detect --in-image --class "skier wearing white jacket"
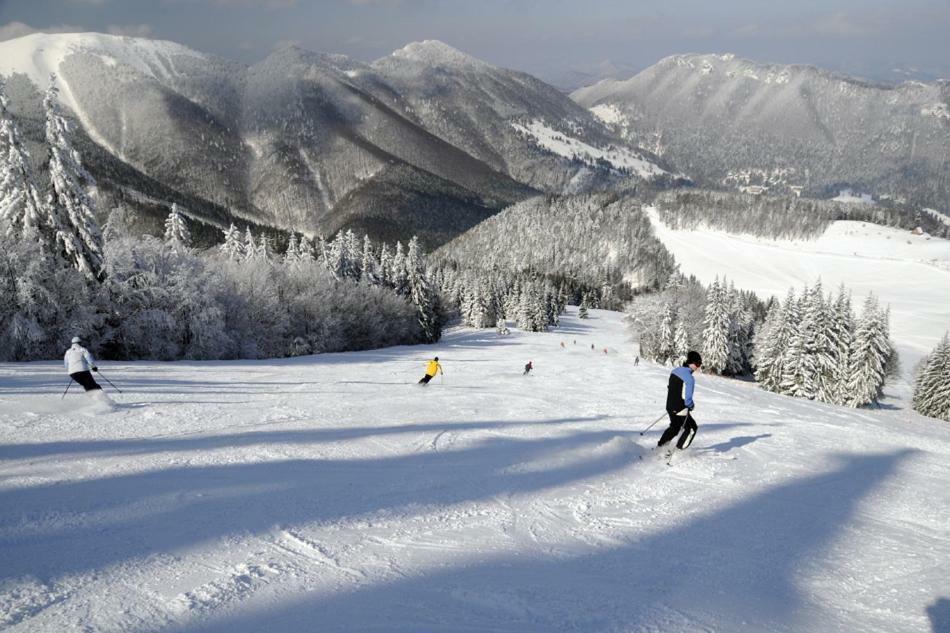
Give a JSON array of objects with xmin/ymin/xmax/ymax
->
[{"xmin": 64, "ymin": 337, "xmax": 102, "ymax": 391}]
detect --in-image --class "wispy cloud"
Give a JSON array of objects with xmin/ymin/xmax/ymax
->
[
  {"xmin": 0, "ymin": 22, "xmax": 84, "ymax": 42},
  {"xmin": 106, "ymin": 24, "xmax": 154, "ymax": 37}
]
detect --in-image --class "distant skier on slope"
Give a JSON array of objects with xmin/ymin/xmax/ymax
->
[
  {"xmin": 523, "ymin": 361, "xmax": 533, "ymax": 375},
  {"xmin": 64, "ymin": 336, "xmax": 102, "ymax": 392},
  {"xmin": 657, "ymin": 350, "xmax": 702, "ymax": 456},
  {"xmin": 418, "ymin": 356, "xmax": 443, "ymax": 385}
]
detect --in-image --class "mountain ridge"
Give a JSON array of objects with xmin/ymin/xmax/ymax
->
[{"xmin": 0, "ymin": 33, "xmax": 666, "ymax": 248}]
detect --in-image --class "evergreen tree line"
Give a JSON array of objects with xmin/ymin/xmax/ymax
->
[
  {"xmin": 431, "ymin": 265, "xmax": 570, "ymax": 333},
  {"xmin": 0, "ymin": 76, "xmax": 442, "ymax": 361},
  {"xmin": 755, "ymin": 281, "xmax": 894, "ymax": 407},
  {"xmin": 913, "ymin": 333, "xmax": 950, "ymax": 422},
  {"xmin": 637, "ymin": 275, "xmax": 765, "ymax": 376},
  {"xmin": 654, "ymin": 189, "xmax": 950, "ymax": 240},
  {"xmin": 634, "ymin": 276, "xmax": 896, "ymax": 408},
  {"xmin": 432, "ymin": 193, "xmax": 677, "ymax": 309}
]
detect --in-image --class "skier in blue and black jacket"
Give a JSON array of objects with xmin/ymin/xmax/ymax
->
[{"xmin": 658, "ymin": 350, "xmax": 702, "ymax": 452}]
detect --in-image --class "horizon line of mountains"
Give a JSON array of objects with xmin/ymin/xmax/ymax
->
[{"xmin": 1, "ymin": 32, "xmax": 947, "ymax": 248}]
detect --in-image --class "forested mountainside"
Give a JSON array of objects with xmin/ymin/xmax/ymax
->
[
  {"xmin": 0, "ymin": 34, "xmax": 668, "ymax": 248},
  {"xmin": 433, "ymin": 194, "xmax": 676, "ymax": 297},
  {"xmin": 574, "ymin": 53, "xmax": 950, "ymax": 214}
]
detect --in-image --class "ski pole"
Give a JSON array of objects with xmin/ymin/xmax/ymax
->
[
  {"xmin": 62, "ymin": 379, "xmax": 72, "ymax": 399},
  {"xmin": 95, "ymin": 370, "xmax": 123, "ymax": 394},
  {"xmin": 639, "ymin": 412, "xmax": 667, "ymax": 435}
]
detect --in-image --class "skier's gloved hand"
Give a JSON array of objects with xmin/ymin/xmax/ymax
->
[{"xmin": 92, "ymin": 366, "xmax": 99, "ymax": 372}]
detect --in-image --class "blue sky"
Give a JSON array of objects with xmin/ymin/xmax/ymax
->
[{"xmin": 1, "ymin": 0, "xmax": 948, "ymax": 85}]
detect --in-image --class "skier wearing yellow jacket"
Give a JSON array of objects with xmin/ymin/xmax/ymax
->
[{"xmin": 418, "ymin": 356, "xmax": 443, "ymax": 385}]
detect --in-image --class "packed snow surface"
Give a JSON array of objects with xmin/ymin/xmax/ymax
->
[
  {"xmin": 648, "ymin": 208, "xmax": 950, "ymax": 369},
  {"xmin": 1, "ymin": 309, "xmax": 949, "ymax": 632}
]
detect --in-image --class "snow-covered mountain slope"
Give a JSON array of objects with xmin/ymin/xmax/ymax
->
[
  {"xmin": 0, "ymin": 34, "xmax": 539, "ymax": 247},
  {"xmin": 2, "ymin": 309, "xmax": 948, "ymax": 632},
  {"xmin": 647, "ymin": 208, "xmax": 950, "ymax": 371},
  {"xmin": 0, "ymin": 34, "xmax": 667, "ymax": 246},
  {"xmin": 373, "ymin": 40, "xmax": 674, "ymax": 193},
  {"xmin": 573, "ymin": 53, "xmax": 950, "ymax": 211},
  {"xmin": 433, "ymin": 194, "xmax": 676, "ymax": 290}
]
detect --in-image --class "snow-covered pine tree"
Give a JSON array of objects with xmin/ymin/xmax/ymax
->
[
  {"xmin": 724, "ymin": 283, "xmax": 747, "ymax": 376},
  {"xmin": 673, "ymin": 317, "xmax": 689, "ymax": 366},
  {"xmin": 790, "ymin": 281, "xmax": 836, "ymax": 401},
  {"xmin": 325, "ymin": 232, "xmax": 345, "ymax": 278},
  {"xmin": 342, "ymin": 230, "xmax": 362, "ymax": 280},
  {"xmin": 776, "ymin": 289, "xmax": 805, "ymax": 396},
  {"xmin": 578, "ymin": 293, "xmax": 590, "ymax": 319},
  {"xmin": 463, "ymin": 280, "xmax": 489, "ymax": 328},
  {"xmin": 256, "ymin": 234, "xmax": 272, "ymax": 262},
  {"xmin": 43, "ymin": 76, "xmax": 104, "ymax": 280},
  {"xmin": 847, "ymin": 294, "xmax": 892, "ymax": 407},
  {"xmin": 283, "ymin": 232, "xmax": 300, "ymax": 265},
  {"xmin": 913, "ymin": 333, "xmax": 950, "ymax": 421},
  {"xmin": 243, "ymin": 226, "xmax": 257, "ymax": 260},
  {"xmin": 827, "ymin": 285, "xmax": 855, "ymax": 405},
  {"xmin": 533, "ymin": 283, "xmax": 551, "ymax": 330},
  {"xmin": 0, "ymin": 78, "xmax": 44, "ymax": 236},
  {"xmin": 378, "ymin": 243, "xmax": 393, "ymax": 287},
  {"xmin": 391, "ymin": 241, "xmax": 409, "ymax": 296},
  {"xmin": 298, "ymin": 235, "xmax": 314, "ymax": 263},
  {"xmin": 406, "ymin": 235, "xmax": 441, "ymax": 342},
  {"xmin": 163, "ymin": 203, "xmax": 191, "ymax": 248},
  {"xmin": 221, "ymin": 223, "xmax": 244, "ymax": 261},
  {"xmin": 657, "ymin": 302, "xmax": 675, "ymax": 365},
  {"xmin": 753, "ymin": 297, "xmax": 785, "ymax": 390},
  {"xmin": 517, "ymin": 283, "xmax": 541, "ymax": 331},
  {"xmin": 701, "ymin": 277, "xmax": 730, "ymax": 373},
  {"xmin": 504, "ymin": 280, "xmax": 521, "ymax": 322},
  {"xmin": 361, "ymin": 235, "xmax": 379, "ymax": 285}
]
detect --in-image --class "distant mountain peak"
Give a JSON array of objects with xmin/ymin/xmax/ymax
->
[
  {"xmin": 389, "ymin": 40, "xmax": 486, "ymax": 69},
  {"xmin": 0, "ymin": 31, "xmax": 207, "ymax": 91}
]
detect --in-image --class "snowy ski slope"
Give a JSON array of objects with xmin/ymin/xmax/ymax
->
[
  {"xmin": 1, "ymin": 309, "xmax": 948, "ymax": 632},
  {"xmin": 648, "ymin": 208, "xmax": 950, "ymax": 374}
]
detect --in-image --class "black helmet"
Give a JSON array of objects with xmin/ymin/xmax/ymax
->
[
  {"xmin": 686, "ymin": 351, "xmax": 703, "ymax": 367},
  {"xmin": 434, "ymin": 356, "xmax": 439, "ymax": 361}
]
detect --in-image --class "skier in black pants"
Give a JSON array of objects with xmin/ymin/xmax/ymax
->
[
  {"xmin": 64, "ymin": 336, "xmax": 101, "ymax": 391},
  {"xmin": 657, "ymin": 350, "xmax": 702, "ymax": 456}
]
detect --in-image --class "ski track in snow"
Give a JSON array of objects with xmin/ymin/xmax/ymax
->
[{"xmin": 1, "ymin": 309, "xmax": 949, "ymax": 632}]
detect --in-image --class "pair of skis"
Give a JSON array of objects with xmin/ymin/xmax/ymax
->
[{"xmin": 640, "ymin": 408, "xmax": 691, "ymax": 467}]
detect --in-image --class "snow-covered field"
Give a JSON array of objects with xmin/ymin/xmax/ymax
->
[
  {"xmin": 648, "ymin": 208, "xmax": 950, "ymax": 372},
  {"xmin": 2, "ymin": 309, "xmax": 948, "ymax": 632}
]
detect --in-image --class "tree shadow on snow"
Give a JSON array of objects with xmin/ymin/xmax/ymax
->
[
  {"xmin": 0, "ymin": 425, "xmax": 662, "ymax": 584},
  {"xmin": 0, "ymin": 416, "xmax": 613, "ymax": 461},
  {"xmin": 928, "ymin": 598, "xmax": 950, "ymax": 633},
  {"xmin": 699, "ymin": 434, "xmax": 773, "ymax": 454},
  {"xmin": 168, "ymin": 449, "xmax": 917, "ymax": 633}
]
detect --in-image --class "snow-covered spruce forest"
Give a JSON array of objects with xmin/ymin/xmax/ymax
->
[
  {"xmin": 654, "ymin": 189, "xmax": 950, "ymax": 240},
  {"xmin": 432, "ymin": 194, "xmax": 676, "ymax": 310},
  {"xmin": 634, "ymin": 276, "xmax": 896, "ymax": 409},
  {"xmin": 0, "ymin": 78, "xmax": 443, "ymax": 361}
]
